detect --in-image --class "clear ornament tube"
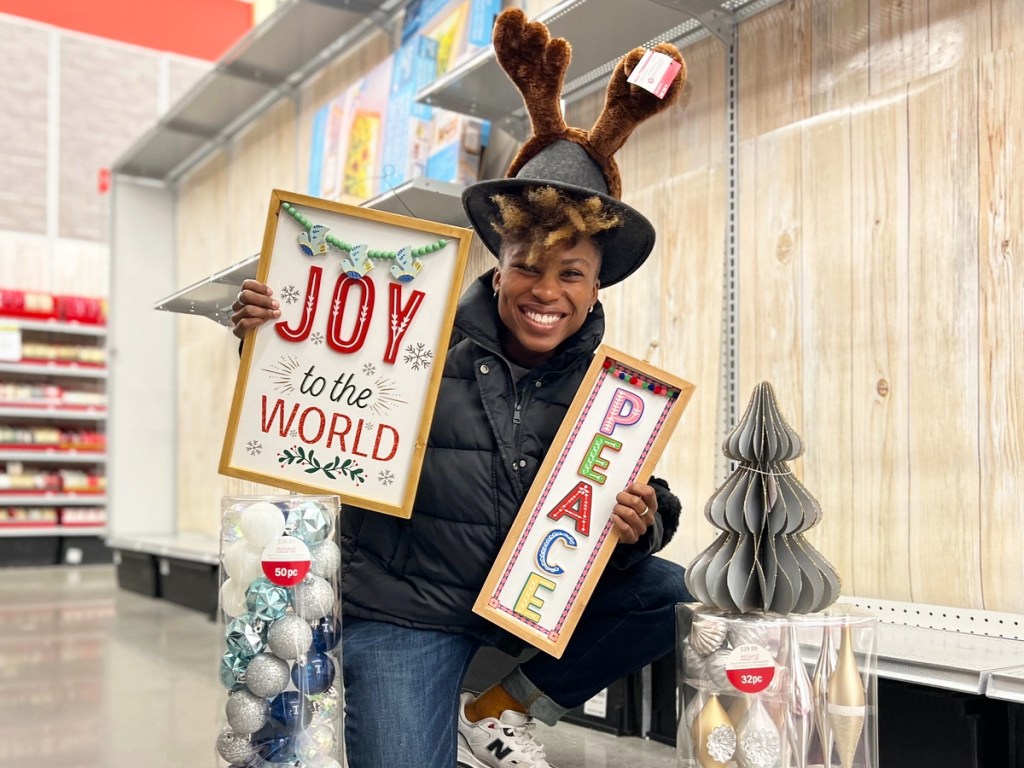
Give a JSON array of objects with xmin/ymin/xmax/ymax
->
[
  {"xmin": 677, "ymin": 605, "xmax": 877, "ymax": 768},
  {"xmin": 217, "ymin": 495, "xmax": 344, "ymax": 768}
]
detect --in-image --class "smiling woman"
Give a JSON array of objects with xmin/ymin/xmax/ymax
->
[{"xmin": 492, "ymin": 236, "xmax": 601, "ymax": 367}]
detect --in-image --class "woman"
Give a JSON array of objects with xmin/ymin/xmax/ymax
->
[{"xmin": 230, "ymin": 11, "xmax": 690, "ymax": 767}]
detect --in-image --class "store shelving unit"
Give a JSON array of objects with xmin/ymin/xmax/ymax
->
[{"xmin": 0, "ymin": 317, "xmax": 109, "ymax": 563}]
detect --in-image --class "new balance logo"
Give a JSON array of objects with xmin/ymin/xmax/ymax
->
[{"xmin": 486, "ymin": 738, "xmax": 513, "ymax": 760}]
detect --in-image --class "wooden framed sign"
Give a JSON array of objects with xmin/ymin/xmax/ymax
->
[
  {"xmin": 473, "ymin": 345, "xmax": 694, "ymax": 656},
  {"xmin": 220, "ymin": 190, "xmax": 472, "ymax": 518}
]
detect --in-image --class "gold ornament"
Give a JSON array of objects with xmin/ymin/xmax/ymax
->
[
  {"xmin": 693, "ymin": 694, "xmax": 736, "ymax": 767},
  {"xmin": 827, "ymin": 625, "xmax": 865, "ymax": 768}
]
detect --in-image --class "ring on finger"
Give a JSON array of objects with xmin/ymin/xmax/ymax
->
[
  {"xmin": 640, "ymin": 508, "xmax": 649, "ymax": 518},
  {"xmin": 237, "ymin": 291, "xmax": 245, "ymax": 304}
]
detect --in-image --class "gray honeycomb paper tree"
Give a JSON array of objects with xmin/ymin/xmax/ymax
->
[{"xmin": 686, "ymin": 382, "xmax": 841, "ymax": 614}]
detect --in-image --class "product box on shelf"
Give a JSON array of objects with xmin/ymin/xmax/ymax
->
[
  {"xmin": 677, "ymin": 605, "xmax": 877, "ymax": 768},
  {"xmin": 426, "ymin": 111, "xmax": 487, "ymax": 186},
  {"xmin": 0, "ymin": 290, "xmax": 55, "ymax": 320},
  {"xmin": 381, "ymin": 33, "xmax": 440, "ymax": 189},
  {"xmin": 216, "ymin": 495, "xmax": 343, "ymax": 768}
]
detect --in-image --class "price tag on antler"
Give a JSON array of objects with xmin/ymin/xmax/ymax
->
[{"xmin": 626, "ymin": 49, "xmax": 683, "ymax": 99}]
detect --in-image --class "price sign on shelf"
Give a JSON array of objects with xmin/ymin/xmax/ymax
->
[
  {"xmin": 0, "ymin": 324, "xmax": 21, "ymax": 362},
  {"xmin": 725, "ymin": 643, "xmax": 777, "ymax": 694}
]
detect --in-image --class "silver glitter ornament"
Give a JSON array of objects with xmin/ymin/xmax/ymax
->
[
  {"xmin": 246, "ymin": 652, "xmax": 292, "ymax": 698},
  {"xmin": 268, "ymin": 614, "xmax": 314, "ymax": 660},
  {"xmin": 216, "ymin": 728, "xmax": 259, "ymax": 765},
  {"xmin": 309, "ymin": 540, "xmax": 341, "ymax": 579},
  {"xmin": 292, "ymin": 575, "xmax": 335, "ymax": 621},
  {"xmin": 226, "ymin": 613, "xmax": 266, "ymax": 659},
  {"xmin": 285, "ymin": 501, "xmax": 332, "ymax": 545},
  {"xmin": 226, "ymin": 689, "xmax": 270, "ymax": 735},
  {"xmin": 247, "ymin": 577, "xmax": 291, "ymax": 621}
]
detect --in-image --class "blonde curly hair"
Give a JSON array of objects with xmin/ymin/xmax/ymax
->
[{"xmin": 490, "ymin": 186, "xmax": 622, "ymax": 265}]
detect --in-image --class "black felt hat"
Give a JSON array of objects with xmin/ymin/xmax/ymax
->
[{"xmin": 460, "ymin": 8, "xmax": 686, "ymax": 288}]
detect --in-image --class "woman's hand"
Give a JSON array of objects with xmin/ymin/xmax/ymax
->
[
  {"xmin": 231, "ymin": 279, "xmax": 280, "ymax": 340},
  {"xmin": 612, "ymin": 481, "xmax": 657, "ymax": 545}
]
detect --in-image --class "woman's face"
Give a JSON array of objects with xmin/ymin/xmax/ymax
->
[{"xmin": 492, "ymin": 237, "xmax": 601, "ymax": 367}]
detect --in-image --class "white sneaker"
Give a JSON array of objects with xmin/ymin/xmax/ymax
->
[{"xmin": 456, "ymin": 692, "xmax": 553, "ymax": 768}]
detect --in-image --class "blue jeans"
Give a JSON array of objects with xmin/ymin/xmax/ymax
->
[{"xmin": 341, "ymin": 556, "xmax": 690, "ymax": 767}]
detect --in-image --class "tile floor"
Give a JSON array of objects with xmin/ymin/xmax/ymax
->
[{"xmin": 0, "ymin": 566, "xmax": 677, "ymax": 768}]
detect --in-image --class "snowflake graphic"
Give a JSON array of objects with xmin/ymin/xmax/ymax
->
[
  {"xmin": 310, "ymin": 331, "xmax": 324, "ymax": 345},
  {"xmin": 362, "ymin": 363, "xmax": 377, "ymax": 377},
  {"xmin": 289, "ymin": 429, "xmax": 298, "ymax": 438},
  {"xmin": 246, "ymin": 440, "xmax": 263, "ymax": 456},
  {"xmin": 378, "ymin": 469, "xmax": 395, "ymax": 487},
  {"xmin": 280, "ymin": 285, "xmax": 301, "ymax": 304},
  {"xmin": 403, "ymin": 342, "xmax": 433, "ymax": 371},
  {"xmin": 363, "ymin": 422, "xmax": 374, "ymax": 432}
]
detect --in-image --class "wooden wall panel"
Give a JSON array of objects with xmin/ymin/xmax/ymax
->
[
  {"xmin": 978, "ymin": 48, "xmax": 1024, "ymax": 612},
  {"xmin": 906, "ymin": 63, "xmax": 981, "ymax": 607},
  {"xmin": 809, "ymin": 0, "xmax": 869, "ymax": 115},
  {"xmin": 992, "ymin": 0, "xmax": 1024, "ymax": 52},
  {"xmin": 738, "ymin": 0, "xmax": 812, "ymax": 142},
  {"xmin": 798, "ymin": 115, "xmax": 854, "ymax": 592},
  {"xmin": 737, "ymin": 124, "xmax": 804, "ymax": 477},
  {"xmin": 849, "ymin": 96, "xmax": 912, "ymax": 602},
  {"xmin": 927, "ymin": 0, "xmax": 991, "ymax": 73},
  {"xmin": 867, "ymin": 0, "xmax": 930, "ymax": 95},
  {"xmin": 649, "ymin": 170, "xmax": 726, "ymax": 567}
]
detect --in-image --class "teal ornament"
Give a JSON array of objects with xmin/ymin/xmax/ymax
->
[
  {"xmin": 226, "ymin": 613, "xmax": 266, "ymax": 659},
  {"xmin": 220, "ymin": 649, "xmax": 250, "ymax": 691},
  {"xmin": 246, "ymin": 577, "xmax": 290, "ymax": 621},
  {"xmin": 285, "ymin": 501, "xmax": 332, "ymax": 545}
]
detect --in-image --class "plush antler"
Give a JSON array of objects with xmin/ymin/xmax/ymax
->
[
  {"xmin": 492, "ymin": 8, "xmax": 571, "ymax": 138},
  {"xmin": 587, "ymin": 43, "xmax": 687, "ymax": 196}
]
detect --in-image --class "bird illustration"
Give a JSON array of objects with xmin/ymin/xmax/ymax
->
[
  {"xmin": 340, "ymin": 244, "xmax": 373, "ymax": 279},
  {"xmin": 299, "ymin": 224, "xmax": 330, "ymax": 256},
  {"xmin": 389, "ymin": 246, "xmax": 423, "ymax": 283}
]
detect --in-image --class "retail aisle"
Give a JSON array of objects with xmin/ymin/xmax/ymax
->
[{"xmin": 0, "ymin": 566, "xmax": 676, "ymax": 768}]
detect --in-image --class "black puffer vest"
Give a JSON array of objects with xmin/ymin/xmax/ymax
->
[{"xmin": 339, "ymin": 271, "xmax": 667, "ymax": 641}]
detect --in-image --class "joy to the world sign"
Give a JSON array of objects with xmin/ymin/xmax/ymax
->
[
  {"xmin": 474, "ymin": 346, "xmax": 694, "ymax": 656},
  {"xmin": 220, "ymin": 190, "xmax": 471, "ymax": 518}
]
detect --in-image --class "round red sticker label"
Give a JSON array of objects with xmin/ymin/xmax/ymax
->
[
  {"xmin": 724, "ymin": 643, "xmax": 776, "ymax": 694},
  {"xmin": 261, "ymin": 535, "xmax": 311, "ymax": 587}
]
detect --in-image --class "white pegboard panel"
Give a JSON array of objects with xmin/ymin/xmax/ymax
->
[{"xmin": 838, "ymin": 596, "xmax": 1024, "ymax": 641}]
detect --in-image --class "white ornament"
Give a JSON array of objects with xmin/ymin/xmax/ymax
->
[
  {"xmin": 295, "ymin": 723, "xmax": 335, "ymax": 761},
  {"xmin": 309, "ymin": 540, "xmax": 341, "ymax": 579},
  {"xmin": 219, "ymin": 578, "xmax": 249, "ymax": 618},
  {"xmin": 240, "ymin": 501, "xmax": 286, "ymax": 547},
  {"xmin": 223, "ymin": 540, "xmax": 265, "ymax": 584}
]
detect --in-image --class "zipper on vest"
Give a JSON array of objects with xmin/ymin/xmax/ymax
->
[{"xmin": 513, "ymin": 399, "xmax": 522, "ymax": 425}]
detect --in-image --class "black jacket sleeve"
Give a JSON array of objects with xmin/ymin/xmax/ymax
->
[{"xmin": 608, "ymin": 474, "xmax": 681, "ymax": 569}]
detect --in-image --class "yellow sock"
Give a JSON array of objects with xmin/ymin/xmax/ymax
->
[{"xmin": 465, "ymin": 683, "xmax": 527, "ymax": 722}]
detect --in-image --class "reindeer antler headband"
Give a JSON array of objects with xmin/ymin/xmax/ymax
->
[{"xmin": 462, "ymin": 8, "xmax": 687, "ymax": 286}]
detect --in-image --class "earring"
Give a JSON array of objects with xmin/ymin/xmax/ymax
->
[
  {"xmin": 588, "ymin": 305, "xmax": 594, "ymax": 314},
  {"xmin": 493, "ymin": 290, "xmax": 498, "ymax": 298}
]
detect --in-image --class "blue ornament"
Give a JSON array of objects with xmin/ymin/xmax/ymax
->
[
  {"xmin": 246, "ymin": 577, "xmax": 290, "ymax": 621},
  {"xmin": 269, "ymin": 690, "xmax": 313, "ymax": 730},
  {"xmin": 219, "ymin": 649, "xmax": 250, "ymax": 691},
  {"xmin": 311, "ymin": 615, "xmax": 340, "ymax": 653},
  {"xmin": 291, "ymin": 651, "xmax": 335, "ymax": 695},
  {"xmin": 284, "ymin": 501, "xmax": 332, "ymax": 545},
  {"xmin": 253, "ymin": 721, "xmax": 296, "ymax": 763},
  {"xmin": 225, "ymin": 613, "xmax": 266, "ymax": 659}
]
